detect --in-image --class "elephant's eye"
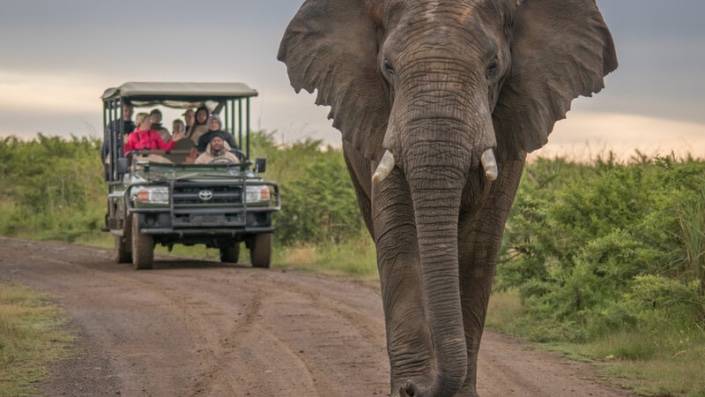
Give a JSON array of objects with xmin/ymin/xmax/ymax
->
[
  {"xmin": 383, "ymin": 58, "xmax": 395, "ymax": 76},
  {"xmin": 486, "ymin": 60, "xmax": 499, "ymax": 80}
]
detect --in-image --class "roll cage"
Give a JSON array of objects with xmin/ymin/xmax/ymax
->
[{"xmin": 102, "ymin": 82, "xmax": 259, "ymax": 182}]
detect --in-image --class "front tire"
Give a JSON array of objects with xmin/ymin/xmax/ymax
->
[
  {"xmin": 114, "ymin": 235, "xmax": 131, "ymax": 263},
  {"xmin": 220, "ymin": 242, "xmax": 240, "ymax": 263},
  {"xmin": 114, "ymin": 215, "xmax": 132, "ymax": 263},
  {"xmin": 131, "ymin": 213, "xmax": 154, "ymax": 270},
  {"xmin": 250, "ymin": 233, "xmax": 272, "ymax": 269}
]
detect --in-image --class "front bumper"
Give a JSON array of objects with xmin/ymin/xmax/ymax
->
[
  {"xmin": 140, "ymin": 227, "xmax": 275, "ymax": 236},
  {"xmin": 130, "ymin": 208, "xmax": 275, "ymax": 236},
  {"xmin": 125, "ymin": 180, "xmax": 279, "ymax": 237}
]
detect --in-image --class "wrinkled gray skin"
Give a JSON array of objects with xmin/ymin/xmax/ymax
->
[{"xmin": 279, "ymin": 0, "xmax": 617, "ymax": 396}]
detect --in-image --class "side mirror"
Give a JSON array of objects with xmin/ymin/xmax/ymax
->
[
  {"xmin": 255, "ymin": 158, "xmax": 267, "ymax": 173},
  {"xmin": 117, "ymin": 157, "xmax": 129, "ymax": 175}
]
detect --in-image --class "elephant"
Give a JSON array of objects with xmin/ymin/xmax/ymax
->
[{"xmin": 278, "ymin": 0, "xmax": 617, "ymax": 396}]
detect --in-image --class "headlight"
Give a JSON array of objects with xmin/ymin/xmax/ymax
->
[
  {"xmin": 246, "ymin": 185, "xmax": 272, "ymax": 204},
  {"xmin": 131, "ymin": 186, "xmax": 169, "ymax": 205}
]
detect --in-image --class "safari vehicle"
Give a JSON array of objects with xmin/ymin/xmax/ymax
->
[{"xmin": 102, "ymin": 82, "xmax": 279, "ymax": 269}]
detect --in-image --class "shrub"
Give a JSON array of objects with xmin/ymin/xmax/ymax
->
[
  {"xmin": 622, "ymin": 275, "xmax": 705, "ymax": 328},
  {"xmin": 276, "ymin": 154, "xmax": 362, "ymax": 245},
  {"xmin": 0, "ymin": 135, "xmax": 105, "ymax": 241},
  {"xmin": 498, "ymin": 155, "xmax": 705, "ymax": 342}
]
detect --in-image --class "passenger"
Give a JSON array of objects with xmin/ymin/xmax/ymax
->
[
  {"xmin": 172, "ymin": 119, "xmax": 187, "ymax": 141},
  {"xmin": 128, "ymin": 113, "xmax": 153, "ymax": 146},
  {"xmin": 134, "ymin": 112, "xmax": 147, "ymax": 128},
  {"xmin": 196, "ymin": 115, "xmax": 237, "ymax": 153},
  {"xmin": 189, "ymin": 106, "xmax": 210, "ymax": 144},
  {"xmin": 183, "ymin": 109, "xmax": 195, "ymax": 136},
  {"xmin": 149, "ymin": 109, "xmax": 171, "ymax": 141},
  {"xmin": 101, "ymin": 102, "xmax": 135, "ymax": 162},
  {"xmin": 195, "ymin": 136, "xmax": 240, "ymax": 165},
  {"xmin": 124, "ymin": 114, "xmax": 175, "ymax": 155}
]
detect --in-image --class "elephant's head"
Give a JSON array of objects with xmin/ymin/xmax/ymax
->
[{"xmin": 279, "ymin": 0, "xmax": 616, "ymax": 395}]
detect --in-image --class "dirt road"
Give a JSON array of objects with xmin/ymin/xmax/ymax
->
[{"xmin": 0, "ymin": 237, "xmax": 631, "ymax": 397}]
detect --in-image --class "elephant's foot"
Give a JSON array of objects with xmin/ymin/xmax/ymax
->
[
  {"xmin": 394, "ymin": 380, "xmax": 427, "ymax": 397},
  {"xmin": 393, "ymin": 380, "xmax": 477, "ymax": 397},
  {"xmin": 451, "ymin": 384, "xmax": 480, "ymax": 397}
]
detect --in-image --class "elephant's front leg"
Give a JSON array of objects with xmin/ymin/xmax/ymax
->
[
  {"xmin": 455, "ymin": 160, "xmax": 525, "ymax": 397},
  {"xmin": 372, "ymin": 168, "xmax": 434, "ymax": 397}
]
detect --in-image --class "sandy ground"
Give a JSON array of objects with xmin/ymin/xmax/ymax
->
[{"xmin": 0, "ymin": 237, "xmax": 633, "ymax": 397}]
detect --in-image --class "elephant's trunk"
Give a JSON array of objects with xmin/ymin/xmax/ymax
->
[
  {"xmin": 391, "ymin": 69, "xmax": 495, "ymax": 395},
  {"xmin": 404, "ymin": 152, "xmax": 469, "ymax": 397}
]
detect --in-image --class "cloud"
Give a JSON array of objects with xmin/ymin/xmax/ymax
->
[
  {"xmin": 535, "ymin": 112, "xmax": 705, "ymax": 160},
  {"xmin": 0, "ymin": 69, "xmax": 339, "ymax": 142},
  {"xmin": 0, "ymin": 70, "xmax": 108, "ymax": 113}
]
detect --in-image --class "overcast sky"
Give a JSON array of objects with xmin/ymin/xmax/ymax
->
[{"xmin": 1, "ymin": 0, "xmax": 704, "ymax": 157}]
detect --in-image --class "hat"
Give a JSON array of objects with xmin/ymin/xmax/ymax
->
[{"xmin": 208, "ymin": 115, "xmax": 221, "ymax": 124}]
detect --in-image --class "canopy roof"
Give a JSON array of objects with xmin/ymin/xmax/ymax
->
[{"xmin": 102, "ymin": 82, "xmax": 258, "ymax": 101}]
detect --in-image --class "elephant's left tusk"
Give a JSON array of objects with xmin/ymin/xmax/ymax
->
[
  {"xmin": 481, "ymin": 149, "xmax": 499, "ymax": 182},
  {"xmin": 372, "ymin": 150, "xmax": 395, "ymax": 184}
]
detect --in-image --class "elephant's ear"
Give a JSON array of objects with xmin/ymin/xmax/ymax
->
[
  {"xmin": 278, "ymin": 0, "xmax": 389, "ymax": 161},
  {"xmin": 494, "ymin": 0, "xmax": 618, "ymax": 158}
]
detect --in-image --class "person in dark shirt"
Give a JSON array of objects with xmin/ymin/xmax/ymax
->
[
  {"xmin": 149, "ymin": 109, "xmax": 171, "ymax": 142},
  {"xmin": 102, "ymin": 102, "xmax": 135, "ymax": 159},
  {"xmin": 101, "ymin": 102, "xmax": 135, "ymax": 178},
  {"xmin": 196, "ymin": 115, "xmax": 237, "ymax": 153}
]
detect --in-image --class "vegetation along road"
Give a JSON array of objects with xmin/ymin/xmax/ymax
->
[{"xmin": 0, "ymin": 237, "xmax": 633, "ymax": 397}]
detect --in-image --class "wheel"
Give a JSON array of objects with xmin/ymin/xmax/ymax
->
[
  {"xmin": 114, "ymin": 216, "xmax": 132, "ymax": 263},
  {"xmin": 219, "ymin": 242, "xmax": 240, "ymax": 263},
  {"xmin": 131, "ymin": 213, "xmax": 154, "ymax": 270},
  {"xmin": 250, "ymin": 233, "xmax": 272, "ymax": 269},
  {"xmin": 114, "ymin": 235, "xmax": 131, "ymax": 263}
]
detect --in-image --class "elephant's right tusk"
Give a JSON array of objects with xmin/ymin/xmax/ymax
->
[
  {"xmin": 372, "ymin": 150, "xmax": 395, "ymax": 184},
  {"xmin": 481, "ymin": 149, "xmax": 499, "ymax": 182}
]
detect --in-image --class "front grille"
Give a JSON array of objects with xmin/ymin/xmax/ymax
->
[
  {"xmin": 172, "ymin": 183, "xmax": 242, "ymax": 207},
  {"xmin": 171, "ymin": 182, "xmax": 245, "ymax": 228}
]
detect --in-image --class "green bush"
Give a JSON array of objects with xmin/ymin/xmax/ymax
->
[
  {"xmin": 498, "ymin": 154, "xmax": 705, "ymax": 342},
  {"xmin": 0, "ymin": 135, "xmax": 105, "ymax": 241},
  {"xmin": 251, "ymin": 132, "xmax": 363, "ymax": 246},
  {"xmin": 623, "ymin": 275, "xmax": 705, "ymax": 328},
  {"xmin": 677, "ymin": 187, "xmax": 705, "ymax": 296},
  {"xmin": 276, "ymin": 156, "xmax": 362, "ymax": 245}
]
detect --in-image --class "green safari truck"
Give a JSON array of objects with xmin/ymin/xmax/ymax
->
[{"xmin": 102, "ymin": 82, "xmax": 280, "ymax": 269}]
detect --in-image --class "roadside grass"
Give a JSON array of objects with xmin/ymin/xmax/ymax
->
[
  {"xmin": 0, "ymin": 283, "xmax": 72, "ymax": 397},
  {"xmin": 487, "ymin": 290, "xmax": 705, "ymax": 397},
  {"xmin": 485, "ymin": 289, "xmax": 526, "ymax": 335},
  {"xmin": 275, "ymin": 232, "xmax": 378, "ymax": 279}
]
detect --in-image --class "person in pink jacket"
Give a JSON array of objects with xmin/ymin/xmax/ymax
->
[{"xmin": 124, "ymin": 112, "xmax": 175, "ymax": 155}]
